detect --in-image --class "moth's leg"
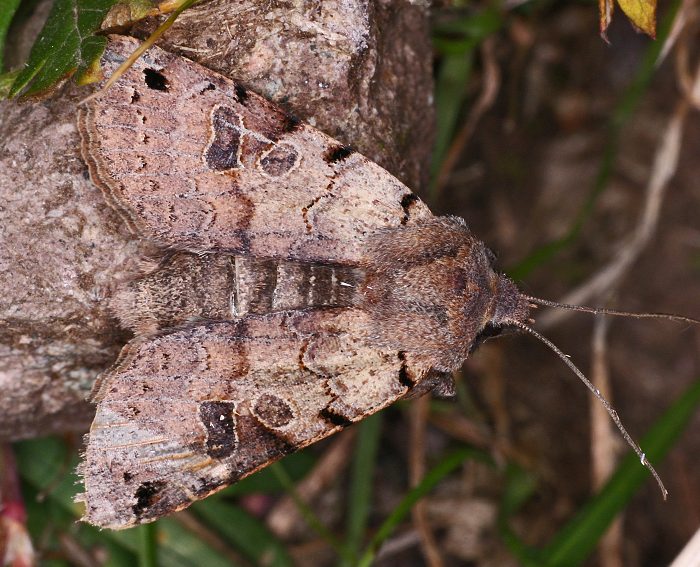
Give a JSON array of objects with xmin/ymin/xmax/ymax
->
[{"xmin": 401, "ymin": 371, "xmax": 455, "ymax": 400}]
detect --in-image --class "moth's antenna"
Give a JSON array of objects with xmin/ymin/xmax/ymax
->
[
  {"xmin": 523, "ymin": 295, "xmax": 700, "ymax": 326},
  {"xmin": 506, "ymin": 318, "xmax": 668, "ymax": 500}
]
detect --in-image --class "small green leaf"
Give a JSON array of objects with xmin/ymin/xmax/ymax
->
[
  {"xmin": 0, "ymin": 69, "xmax": 20, "ymax": 98},
  {"xmin": 0, "ymin": 0, "xmax": 22, "ymax": 70},
  {"xmin": 8, "ymin": 0, "xmax": 116, "ymax": 98}
]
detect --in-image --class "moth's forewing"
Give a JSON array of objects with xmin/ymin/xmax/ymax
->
[
  {"xmin": 77, "ymin": 36, "xmax": 432, "ymax": 264},
  {"xmin": 81, "ymin": 309, "xmax": 430, "ymax": 529}
]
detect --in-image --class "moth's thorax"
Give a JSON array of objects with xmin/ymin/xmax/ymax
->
[
  {"xmin": 111, "ymin": 253, "xmax": 363, "ymax": 333},
  {"xmin": 359, "ymin": 216, "xmax": 508, "ymax": 371}
]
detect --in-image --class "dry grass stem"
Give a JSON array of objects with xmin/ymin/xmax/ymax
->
[
  {"xmin": 57, "ymin": 533, "xmax": 100, "ymax": 567},
  {"xmin": 434, "ymin": 37, "xmax": 501, "ymax": 195},
  {"xmin": 428, "ymin": 412, "xmax": 491, "ymax": 449},
  {"xmin": 538, "ymin": 91, "xmax": 692, "ymax": 329},
  {"xmin": 409, "ymin": 395, "xmax": 444, "ymax": 567},
  {"xmin": 670, "ymin": 527, "xmax": 700, "ymax": 567},
  {"xmin": 590, "ymin": 316, "xmax": 624, "ymax": 567},
  {"xmin": 374, "ymin": 529, "xmax": 422, "ymax": 561},
  {"xmin": 175, "ymin": 511, "xmax": 254, "ymax": 566},
  {"xmin": 266, "ymin": 429, "xmax": 356, "ymax": 538}
]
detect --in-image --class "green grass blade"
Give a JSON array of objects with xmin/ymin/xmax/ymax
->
[
  {"xmin": 501, "ymin": 377, "xmax": 700, "ymax": 566},
  {"xmin": 543, "ymin": 377, "xmax": 700, "ymax": 566},
  {"xmin": 357, "ymin": 447, "xmax": 489, "ymax": 567},
  {"xmin": 431, "ymin": 51, "xmax": 476, "ymax": 189},
  {"xmin": 343, "ymin": 413, "xmax": 383, "ymax": 564},
  {"xmin": 137, "ymin": 522, "xmax": 158, "ymax": 567},
  {"xmin": 192, "ymin": 499, "xmax": 294, "ymax": 567}
]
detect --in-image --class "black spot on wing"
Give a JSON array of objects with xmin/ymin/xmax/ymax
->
[
  {"xmin": 319, "ymin": 407, "xmax": 352, "ymax": 427},
  {"xmin": 133, "ymin": 480, "xmax": 166, "ymax": 518},
  {"xmin": 143, "ymin": 68, "xmax": 168, "ymax": 91},
  {"xmin": 400, "ymin": 193, "xmax": 419, "ymax": 225},
  {"xmin": 397, "ymin": 351, "xmax": 415, "ymax": 387},
  {"xmin": 199, "ymin": 82, "xmax": 216, "ymax": 95},
  {"xmin": 199, "ymin": 401, "xmax": 237, "ymax": 459},
  {"xmin": 281, "ymin": 114, "xmax": 301, "ymax": 134},
  {"xmin": 234, "ymin": 83, "xmax": 248, "ymax": 105},
  {"xmin": 324, "ymin": 144, "xmax": 355, "ymax": 163}
]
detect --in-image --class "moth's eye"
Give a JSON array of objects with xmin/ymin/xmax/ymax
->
[{"xmin": 469, "ymin": 323, "xmax": 503, "ymax": 354}]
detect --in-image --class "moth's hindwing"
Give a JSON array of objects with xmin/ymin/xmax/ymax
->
[
  {"xmin": 80, "ymin": 309, "xmax": 430, "ymax": 529},
  {"xmin": 77, "ymin": 36, "xmax": 432, "ymax": 264}
]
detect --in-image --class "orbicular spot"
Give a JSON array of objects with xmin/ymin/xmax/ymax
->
[
  {"xmin": 143, "ymin": 68, "xmax": 168, "ymax": 91},
  {"xmin": 259, "ymin": 144, "xmax": 299, "ymax": 177},
  {"xmin": 204, "ymin": 105, "xmax": 243, "ymax": 172},
  {"xmin": 252, "ymin": 393, "xmax": 294, "ymax": 429},
  {"xmin": 132, "ymin": 480, "xmax": 166, "ymax": 518},
  {"xmin": 199, "ymin": 400, "xmax": 238, "ymax": 459},
  {"xmin": 324, "ymin": 144, "xmax": 354, "ymax": 163}
]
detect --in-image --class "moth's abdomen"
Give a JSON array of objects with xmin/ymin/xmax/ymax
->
[
  {"xmin": 233, "ymin": 257, "xmax": 361, "ymax": 315},
  {"xmin": 111, "ymin": 253, "xmax": 363, "ymax": 333}
]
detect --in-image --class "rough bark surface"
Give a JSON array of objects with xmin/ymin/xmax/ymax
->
[{"xmin": 0, "ymin": 0, "xmax": 434, "ymax": 440}]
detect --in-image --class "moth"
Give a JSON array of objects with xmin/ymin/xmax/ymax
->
[{"xmin": 77, "ymin": 36, "xmax": 691, "ymax": 529}]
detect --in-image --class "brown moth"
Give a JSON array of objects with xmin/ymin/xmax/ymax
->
[{"xmin": 77, "ymin": 36, "xmax": 688, "ymax": 530}]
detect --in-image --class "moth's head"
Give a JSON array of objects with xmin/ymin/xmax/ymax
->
[
  {"xmin": 489, "ymin": 275, "xmax": 532, "ymax": 328},
  {"xmin": 468, "ymin": 270, "xmax": 532, "ymax": 354}
]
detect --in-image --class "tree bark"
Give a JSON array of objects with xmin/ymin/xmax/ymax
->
[{"xmin": 0, "ymin": 0, "xmax": 434, "ymax": 439}]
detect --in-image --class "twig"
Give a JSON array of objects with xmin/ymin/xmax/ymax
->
[{"xmin": 57, "ymin": 533, "xmax": 100, "ymax": 567}]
